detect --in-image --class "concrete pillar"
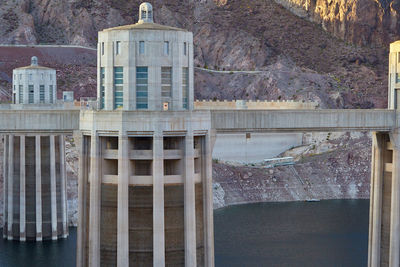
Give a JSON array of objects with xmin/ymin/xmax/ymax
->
[
  {"xmin": 59, "ymin": 135, "xmax": 68, "ymax": 238},
  {"xmin": 7, "ymin": 135, "xmax": 14, "ymax": 240},
  {"xmin": 203, "ymin": 133, "xmax": 214, "ymax": 267},
  {"xmin": 153, "ymin": 134, "xmax": 165, "ymax": 266},
  {"xmin": 77, "ymin": 133, "xmax": 86, "ymax": 267},
  {"xmin": 35, "ymin": 135, "xmax": 42, "ymax": 241},
  {"xmin": 3, "ymin": 135, "xmax": 8, "ymax": 239},
  {"xmin": 184, "ymin": 132, "xmax": 197, "ymax": 266},
  {"xmin": 50, "ymin": 135, "xmax": 58, "ymax": 240},
  {"xmin": 117, "ymin": 135, "xmax": 129, "ymax": 267},
  {"xmin": 390, "ymin": 131, "xmax": 400, "ymax": 266},
  {"xmin": 20, "ymin": 135, "xmax": 26, "ymax": 241},
  {"xmin": 89, "ymin": 133, "xmax": 101, "ymax": 267},
  {"xmin": 368, "ymin": 132, "xmax": 384, "ymax": 267}
]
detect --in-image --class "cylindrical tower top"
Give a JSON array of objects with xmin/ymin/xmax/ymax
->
[
  {"xmin": 31, "ymin": 56, "xmax": 38, "ymax": 66},
  {"xmin": 98, "ymin": 2, "xmax": 194, "ymax": 111},
  {"xmin": 138, "ymin": 2, "xmax": 153, "ymax": 23}
]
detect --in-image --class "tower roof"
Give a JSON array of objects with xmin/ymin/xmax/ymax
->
[
  {"xmin": 14, "ymin": 56, "xmax": 53, "ymax": 70},
  {"xmin": 101, "ymin": 2, "xmax": 186, "ymax": 32}
]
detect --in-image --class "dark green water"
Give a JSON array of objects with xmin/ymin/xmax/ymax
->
[{"xmin": 0, "ymin": 199, "xmax": 369, "ymax": 267}]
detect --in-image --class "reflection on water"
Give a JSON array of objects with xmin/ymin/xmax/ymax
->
[
  {"xmin": 0, "ymin": 199, "xmax": 369, "ymax": 267},
  {"xmin": 215, "ymin": 199, "xmax": 369, "ymax": 267},
  {"xmin": 0, "ymin": 227, "xmax": 76, "ymax": 267}
]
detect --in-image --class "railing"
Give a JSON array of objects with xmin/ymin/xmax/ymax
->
[{"xmin": 80, "ymin": 97, "xmax": 99, "ymax": 110}]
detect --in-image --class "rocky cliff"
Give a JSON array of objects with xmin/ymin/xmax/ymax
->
[{"xmin": 275, "ymin": 0, "xmax": 400, "ymax": 47}]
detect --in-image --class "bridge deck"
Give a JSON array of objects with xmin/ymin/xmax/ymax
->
[
  {"xmin": 0, "ymin": 109, "xmax": 395, "ymax": 133},
  {"xmin": 211, "ymin": 109, "xmax": 396, "ymax": 132}
]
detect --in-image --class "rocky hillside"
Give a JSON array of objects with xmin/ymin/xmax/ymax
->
[
  {"xmin": 0, "ymin": 0, "xmax": 390, "ymax": 108},
  {"xmin": 214, "ymin": 132, "xmax": 371, "ymax": 208},
  {"xmin": 275, "ymin": 0, "xmax": 400, "ymax": 47}
]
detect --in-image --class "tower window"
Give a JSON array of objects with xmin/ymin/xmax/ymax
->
[
  {"xmin": 40, "ymin": 85, "xmax": 45, "ymax": 103},
  {"xmin": 114, "ymin": 67, "xmax": 123, "ymax": 109},
  {"xmin": 41, "ymin": 73, "xmax": 43, "ymax": 80},
  {"xmin": 19, "ymin": 74, "xmax": 22, "ymax": 80},
  {"xmin": 28, "ymin": 85, "xmax": 34, "ymax": 104},
  {"xmin": 116, "ymin": 41, "xmax": 121, "ymax": 55},
  {"xmin": 102, "ymin": 42, "xmax": 104, "ymax": 55},
  {"xmin": 142, "ymin": 10, "xmax": 147, "ymax": 20},
  {"xmin": 182, "ymin": 68, "xmax": 189, "ymax": 109},
  {"xmin": 184, "ymin": 42, "xmax": 187, "ymax": 56},
  {"xmin": 19, "ymin": 85, "xmax": 23, "ymax": 104},
  {"xmin": 49, "ymin": 85, "xmax": 53, "ymax": 103},
  {"xmin": 29, "ymin": 74, "xmax": 32, "ymax": 81},
  {"xmin": 164, "ymin": 41, "xmax": 169, "ymax": 55},
  {"xmin": 139, "ymin": 41, "xmax": 145, "ymax": 55},
  {"xmin": 136, "ymin": 67, "xmax": 148, "ymax": 109},
  {"xmin": 161, "ymin": 67, "xmax": 172, "ymax": 97},
  {"xmin": 100, "ymin": 67, "xmax": 105, "ymax": 109}
]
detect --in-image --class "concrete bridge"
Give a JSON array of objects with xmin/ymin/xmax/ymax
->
[
  {"xmin": 0, "ymin": 108, "xmax": 395, "ymax": 133},
  {"xmin": 0, "ymin": 106, "xmax": 397, "ymax": 266}
]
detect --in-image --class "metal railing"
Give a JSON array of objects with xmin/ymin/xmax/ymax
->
[{"xmin": 80, "ymin": 97, "xmax": 99, "ymax": 110}]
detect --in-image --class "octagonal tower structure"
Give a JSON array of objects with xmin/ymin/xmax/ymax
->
[
  {"xmin": 3, "ymin": 56, "xmax": 69, "ymax": 242},
  {"xmin": 12, "ymin": 56, "xmax": 57, "ymax": 104},
  {"xmin": 77, "ymin": 2, "xmax": 214, "ymax": 267}
]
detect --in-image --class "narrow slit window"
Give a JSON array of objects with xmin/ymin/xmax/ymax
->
[
  {"xmin": 139, "ymin": 41, "xmax": 145, "ymax": 55},
  {"xmin": 102, "ymin": 42, "xmax": 105, "ymax": 55},
  {"xmin": 164, "ymin": 41, "xmax": 169, "ymax": 55},
  {"xmin": 116, "ymin": 41, "xmax": 121, "ymax": 55},
  {"xmin": 184, "ymin": 42, "xmax": 187, "ymax": 56}
]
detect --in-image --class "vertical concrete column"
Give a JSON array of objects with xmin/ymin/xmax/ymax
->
[
  {"xmin": 184, "ymin": 132, "xmax": 197, "ymax": 266},
  {"xmin": 20, "ymin": 135, "xmax": 26, "ymax": 241},
  {"xmin": 7, "ymin": 135, "xmax": 14, "ymax": 240},
  {"xmin": 89, "ymin": 133, "xmax": 101, "ymax": 267},
  {"xmin": 153, "ymin": 133, "xmax": 165, "ymax": 266},
  {"xmin": 3, "ymin": 135, "xmax": 8, "ymax": 239},
  {"xmin": 203, "ymin": 133, "xmax": 215, "ymax": 267},
  {"xmin": 368, "ymin": 132, "xmax": 384, "ymax": 267},
  {"xmin": 50, "ymin": 135, "xmax": 58, "ymax": 240},
  {"xmin": 59, "ymin": 135, "xmax": 68, "ymax": 238},
  {"xmin": 117, "ymin": 135, "xmax": 129, "ymax": 267},
  {"xmin": 35, "ymin": 135, "xmax": 42, "ymax": 241},
  {"xmin": 77, "ymin": 133, "xmax": 86, "ymax": 267},
  {"xmin": 390, "ymin": 131, "xmax": 400, "ymax": 266}
]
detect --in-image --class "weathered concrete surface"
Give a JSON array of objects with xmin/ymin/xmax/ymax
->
[
  {"xmin": 212, "ymin": 109, "xmax": 396, "ymax": 132},
  {"xmin": 0, "ymin": 109, "xmax": 79, "ymax": 133},
  {"xmin": 213, "ymin": 132, "xmax": 302, "ymax": 163}
]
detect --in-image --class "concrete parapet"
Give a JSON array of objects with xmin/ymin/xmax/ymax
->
[{"xmin": 194, "ymin": 99, "xmax": 318, "ymax": 110}]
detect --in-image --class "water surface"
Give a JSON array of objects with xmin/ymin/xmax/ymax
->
[{"xmin": 0, "ymin": 199, "xmax": 369, "ymax": 266}]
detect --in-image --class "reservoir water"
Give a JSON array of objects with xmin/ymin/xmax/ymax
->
[{"xmin": 0, "ymin": 199, "xmax": 369, "ymax": 267}]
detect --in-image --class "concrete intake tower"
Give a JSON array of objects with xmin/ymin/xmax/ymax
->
[
  {"xmin": 76, "ymin": 3, "xmax": 214, "ymax": 266},
  {"xmin": 2, "ymin": 56, "xmax": 68, "ymax": 241}
]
